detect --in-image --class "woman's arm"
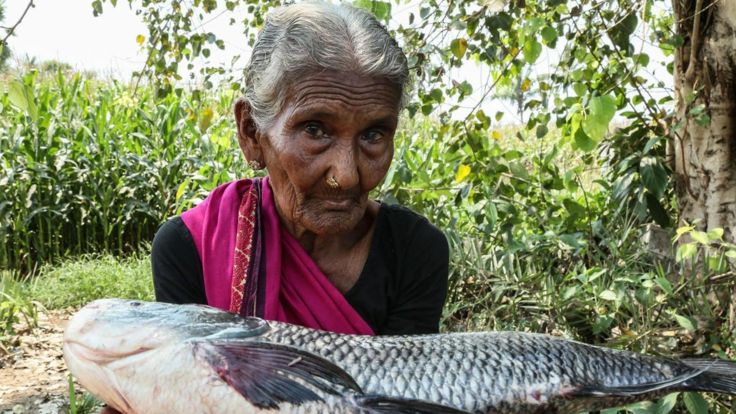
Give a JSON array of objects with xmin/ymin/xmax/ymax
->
[{"xmin": 151, "ymin": 217, "xmax": 207, "ymax": 304}]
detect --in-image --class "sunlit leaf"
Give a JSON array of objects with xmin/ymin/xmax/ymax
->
[
  {"xmin": 599, "ymin": 290, "xmax": 618, "ymax": 301},
  {"xmin": 455, "ymin": 164, "xmax": 471, "ymax": 183},
  {"xmin": 523, "ymin": 38, "xmax": 542, "ymax": 63},
  {"xmin": 706, "ymin": 228, "xmax": 724, "ymax": 241},
  {"xmin": 520, "ymin": 78, "xmax": 531, "ymax": 92},
  {"xmin": 676, "ymin": 242, "xmax": 698, "ymax": 261},
  {"xmin": 690, "ymin": 231, "xmax": 709, "ymax": 245},
  {"xmin": 450, "ymin": 38, "xmax": 468, "ymax": 59},
  {"xmin": 582, "ymin": 94, "xmax": 617, "ymax": 142},
  {"xmin": 198, "ymin": 107, "xmax": 214, "ymax": 132},
  {"xmin": 672, "ymin": 313, "xmax": 697, "ymax": 333},
  {"xmin": 7, "ymin": 80, "xmax": 38, "ymax": 122}
]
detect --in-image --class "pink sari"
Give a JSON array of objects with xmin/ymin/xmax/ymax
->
[{"xmin": 180, "ymin": 177, "xmax": 374, "ymax": 336}]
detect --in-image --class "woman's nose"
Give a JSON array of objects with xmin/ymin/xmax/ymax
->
[{"xmin": 330, "ymin": 143, "xmax": 359, "ymax": 190}]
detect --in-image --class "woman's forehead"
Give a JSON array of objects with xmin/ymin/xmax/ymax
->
[{"xmin": 286, "ymin": 71, "xmax": 402, "ymax": 114}]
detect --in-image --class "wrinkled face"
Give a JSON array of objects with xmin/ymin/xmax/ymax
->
[{"xmin": 261, "ymin": 71, "xmax": 401, "ymax": 236}]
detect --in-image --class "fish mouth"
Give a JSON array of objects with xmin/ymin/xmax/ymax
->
[
  {"xmin": 65, "ymin": 340, "xmax": 154, "ymax": 365},
  {"xmin": 63, "ymin": 342, "xmax": 135, "ymax": 414}
]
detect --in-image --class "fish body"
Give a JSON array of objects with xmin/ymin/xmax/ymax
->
[{"xmin": 63, "ymin": 299, "xmax": 736, "ymax": 413}]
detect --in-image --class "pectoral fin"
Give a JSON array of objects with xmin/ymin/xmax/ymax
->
[{"xmin": 196, "ymin": 340, "xmax": 362, "ymax": 409}]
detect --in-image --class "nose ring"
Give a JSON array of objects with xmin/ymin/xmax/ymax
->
[{"xmin": 326, "ymin": 176, "xmax": 340, "ymax": 189}]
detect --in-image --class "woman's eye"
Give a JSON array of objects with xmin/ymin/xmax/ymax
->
[
  {"xmin": 304, "ymin": 123, "xmax": 326, "ymax": 138},
  {"xmin": 362, "ymin": 130, "xmax": 384, "ymax": 143}
]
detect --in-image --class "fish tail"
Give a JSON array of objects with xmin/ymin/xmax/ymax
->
[{"xmin": 683, "ymin": 359, "xmax": 736, "ymax": 394}]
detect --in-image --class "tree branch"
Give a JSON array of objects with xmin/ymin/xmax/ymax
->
[
  {"xmin": 684, "ymin": 0, "xmax": 704, "ymax": 83},
  {"xmin": 1, "ymin": 0, "xmax": 35, "ymax": 47}
]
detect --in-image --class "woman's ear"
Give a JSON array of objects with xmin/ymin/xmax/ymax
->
[{"xmin": 234, "ymin": 98, "xmax": 264, "ymax": 165}]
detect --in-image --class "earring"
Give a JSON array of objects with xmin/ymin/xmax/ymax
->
[
  {"xmin": 326, "ymin": 176, "xmax": 340, "ymax": 189},
  {"xmin": 248, "ymin": 160, "xmax": 262, "ymax": 170}
]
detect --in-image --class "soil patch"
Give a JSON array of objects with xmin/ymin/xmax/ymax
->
[{"xmin": 0, "ymin": 310, "xmax": 96, "ymax": 414}]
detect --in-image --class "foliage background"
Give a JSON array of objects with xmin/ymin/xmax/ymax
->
[{"xmin": 1, "ymin": 0, "xmax": 736, "ymax": 413}]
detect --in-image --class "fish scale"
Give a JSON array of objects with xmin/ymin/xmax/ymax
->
[
  {"xmin": 261, "ymin": 323, "xmax": 699, "ymax": 412},
  {"xmin": 64, "ymin": 300, "xmax": 736, "ymax": 414}
]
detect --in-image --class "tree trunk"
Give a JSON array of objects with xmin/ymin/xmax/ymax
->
[{"xmin": 673, "ymin": 0, "xmax": 736, "ymax": 243}]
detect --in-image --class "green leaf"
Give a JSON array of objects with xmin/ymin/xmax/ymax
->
[
  {"xmin": 676, "ymin": 242, "xmax": 698, "ymax": 261},
  {"xmin": 683, "ymin": 392, "xmax": 708, "ymax": 414},
  {"xmin": 175, "ymin": 179, "xmax": 190, "ymax": 202},
  {"xmin": 523, "ymin": 38, "xmax": 542, "ymax": 63},
  {"xmin": 562, "ymin": 198, "xmax": 585, "ymax": 217},
  {"xmin": 645, "ymin": 193, "xmax": 671, "ymax": 228},
  {"xmin": 599, "ymin": 290, "xmax": 618, "ymax": 301},
  {"xmin": 572, "ymin": 82, "xmax": 586, "ymax": 97},
  {"xmin": 573, "ymin": 127, "xmax": 596, "ymax": 152},
  {"xmin": 634, "ymin": 53, "xmax": 650, "ymax": 67},
  {"xmin": 582, "ymin": 94, "xmax": 617, "ymax": 142},
  {"xmin": 371, "ymin": 1, "xmax": 391, "ymax": 21},
  {"xmin": 656, "ymin": 393, "xmax": 679, "ymax": 414},
  {"xmin": 655, "ymin": 277, "xmax": 673, "ymax": 296},
  {"xmin": 675, "ymin": 225, "xmax": 695, "ymax": 239},
  {"xmin": 92, "ymin": 0, "xmax": 103, "ymax": 16},
  {"xmin": 673, "ymin": 313, "xmax": 697, "ymax": 332},
  {"xmin": 353, "ymin": 0, "xmax": 391, "ymax": 20},
  {"xmin": 536, "ymin": 124, "xmax": 548, "ymax": 138},
  {"xmin": 690, "ymin": 231, "xmax": 709, "ymax": 245},
  {"xmin": 706, "ymin": 228, "xmax": 724, "ymax": 241},
  {"xmin": 450, "ymin": 38, "xmax": 468, "ymax": 59},
  {"xmin": 559, "ymin": 233, "xmax": 585, "ymax": 249},
  {"xmin": 540, "ymin": 26, "xmax": 557, "ymax": 46},
  {"xmin": 640, "ymin": 156, "xmax": 668, "ymax": 199},
  {"xmin": 7, "ymin": 80, "xmax": 38, "ymax": 122},
  {"xmin": 610, "ymin": 13, "xmax": 638, "ymax": 51}
]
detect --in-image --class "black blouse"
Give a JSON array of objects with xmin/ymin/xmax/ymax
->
[{"xmin": 151, "ymin": 203, "xmax": 449, "ymax": 335}]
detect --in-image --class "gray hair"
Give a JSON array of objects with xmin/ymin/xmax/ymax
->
[{"xmin": 243, "ymin": 1, "xmax": 410, "ymax": 130}]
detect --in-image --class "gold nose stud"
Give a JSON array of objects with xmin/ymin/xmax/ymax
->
[{"xmin": 326, "ymin": 176, "xmax": 340, "ymax": 189}]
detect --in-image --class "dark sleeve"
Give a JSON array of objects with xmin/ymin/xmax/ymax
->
[
  {"xmin": 379, "ymin": 220, "xmax": 449, "ymax": 335},
  {"xmin": 151, "ymin": 217, "xmax": 207, "ymax": 305}
]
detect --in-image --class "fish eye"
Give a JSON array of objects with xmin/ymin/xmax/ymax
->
[{"xmin": 130, "ymin": 301, "xmax": 142, "ymax": 307}]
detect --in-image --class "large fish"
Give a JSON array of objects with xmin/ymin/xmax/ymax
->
[{"xmin": 64, "ymin": 299, "xmax": 736, "ymax": 414}]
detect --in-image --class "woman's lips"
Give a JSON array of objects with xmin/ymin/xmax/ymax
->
[{"xmin": 321, "ymin": 198, "xmax": 357, "ymax": 210}]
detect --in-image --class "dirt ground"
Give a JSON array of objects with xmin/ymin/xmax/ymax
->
[{"xmin": 0, "ymin": 310, "xmax": 92, "ymax": 414}]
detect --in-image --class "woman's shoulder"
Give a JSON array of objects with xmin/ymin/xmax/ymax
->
[
  {"xmin": 375, "ymin": 203, "xmax": 448, "ymax": 255},
  {"xmin": 378, "ymin": 203, "xmax": 445, "ymax": 237}
]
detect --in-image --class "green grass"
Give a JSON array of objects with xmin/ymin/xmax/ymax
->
[{"xmin": 26, "ymin": 251, "xmax": 154, "ymax": 309}]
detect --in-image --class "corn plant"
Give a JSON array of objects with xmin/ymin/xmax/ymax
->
[{"xmin": 0, "ymin": 70, "xmax": 250, "ymax": 272}]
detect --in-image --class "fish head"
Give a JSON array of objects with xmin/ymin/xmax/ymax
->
[
  {"xmin": 65, "ymin": 298, "xmax": 269, "ymax": 352},
  {"xmin": 63, "ymin": 299, "xmax": 270, "ymax": 412}
]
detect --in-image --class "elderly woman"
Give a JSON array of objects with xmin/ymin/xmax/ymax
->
[{"xmin": 152, "ymin": 1, "xmax": 449, "ymax": 336}]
